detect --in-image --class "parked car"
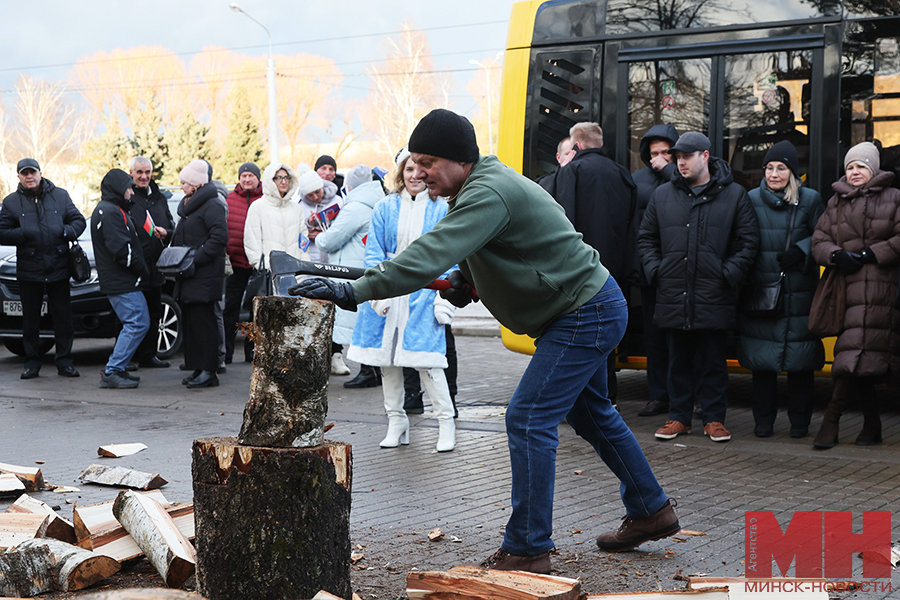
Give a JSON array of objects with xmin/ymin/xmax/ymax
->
[{"xmin": 0, "ymin": 196, "xmax": 185, "ymax": 358}]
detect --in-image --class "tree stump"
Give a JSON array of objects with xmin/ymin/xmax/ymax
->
[
  {"xmin": 239, "ymin": 296, "xmax": 334, "ymax": 448},
  {"xmin": 192, "ymin": 437, "xmax": 352, "ymax": 600}
]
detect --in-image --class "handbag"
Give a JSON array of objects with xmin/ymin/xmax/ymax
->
[
  {"xmin": 156, "ymin": 246, "xmax": 195, "ymax": 278},
  {"xmin": 69, "ymin": 241, "xmax": 91, "ymax": 283},
  {"xmin": 739, "ymin": 205, "xmax": 797, "ymax": 318},
  {"xmin": 808, "ymin": 267, "xmax": 846, "ymax": 337},
  {"xmin": 242, "ymin": 255, "xmax": 273, "ymax": 311}
]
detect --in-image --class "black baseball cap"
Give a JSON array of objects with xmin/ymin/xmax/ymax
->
[
  {"xmin": 17, "ymin": 158, "xmax": 40, "ymax": 173},
  {"xmin": 668, "ymin": 132, "xmax": 711, "ymax": 154}
]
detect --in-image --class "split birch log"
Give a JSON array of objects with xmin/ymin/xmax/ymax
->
[
  {"xmin": 0, "ymin": 474, "xmax": 25, "ymax": 496},
  {"xmin": 311, "ymin": 592, "xmax": 345, "ymax": 600},
  {"xmin": 74, "ymin": 490, "xmax": 170, "ymax": 543},
  {"xmin": 584, "ymin": 590, "xmax": 730, "ymax": 599},
  {"xmin": 78, "ymin": 464, "xmax": 167, "ymax": 490},
  {"xmin": 6, "ymin": 494, "xmax": 76, "ymax": 544},
  {"xmin": 15, "ymin": 538, "xmax": 120, "ymax": 592},
  {"xmin": 0, "ymin": 513, "xmax": 50, "ymax": 552},
  {"xmin": 0, "ymin": 544, "xmax": 55, "ymax": 597},
  {"xmin": 112, "ymin": 491, "xmax": 196, "ymax": 588},
  {"xmin": 78, "ymin": 590, "xmax": 208, "ymax": 599},
  {"xmin": 407, "ymin": 566, "xmax": 582, "ymax": 600},
  {"xmin": 192, "ymin": 437, "xmax": 352, "ymax": 600},
  {"xmin": 0, "ymin": 462, "xmax": 44, "ymax": 492},
  {"xmin": 75, "ymin": 495, "xmax": 194, "ymax": 563},
  {"xmin": 239, "ymin": 296, "xmax": 334, "ymax": 447},
  {"xmin": 98, "ymin": 443, "xmax": 148, "ymax": 458}
]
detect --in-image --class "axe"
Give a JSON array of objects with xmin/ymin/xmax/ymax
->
[{"xmin": 268, "ymin": 250, "xmax": 477, "ymax": 299}]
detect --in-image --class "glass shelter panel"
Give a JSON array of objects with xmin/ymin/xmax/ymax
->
[
  {"xmin": 627, "ymin": 58, "xmax": 711, "ymax": 172},
  {"xmin": 724, "ymin": 50, "xmax": 813, "ymax": 190}
]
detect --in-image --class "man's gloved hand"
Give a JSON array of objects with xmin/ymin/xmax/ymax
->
[
  {"xmin": 777, "ymin": 246, "xmax": 805, "ymax": 272},
  {"xmin": 858, "ymin": 247, "xmax": 878, "ymax": 264},
  {"xmin": 832, "ymin": 250, "xmax": 863, "ymax": 276},
  {"xmin": 440, "ymin": 270, "xmax": 477, "ymax": 308},
  {"xmin": 288, "ymin": 277, "xmax": 357, "ymax": 311}
]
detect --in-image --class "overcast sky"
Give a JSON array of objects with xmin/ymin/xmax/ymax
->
[{"xmin": 0, "ymin": 0, "xmax": 517, "ymax": 115}]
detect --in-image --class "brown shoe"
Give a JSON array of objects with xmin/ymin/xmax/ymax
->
[
  {"xmin": 478, "ymin": 548, "xmax": 551, "ymax": 574},
  {"xmin": 596, "ymin": 499, "xmax": 680, "ymax": 552},
  {"xmin": 655, "ymin": 420, "xmax": 690, "ymax": 440},
  {"xmin": 703, "ymin": 422, "xmax": 731, "ymax": 442}
]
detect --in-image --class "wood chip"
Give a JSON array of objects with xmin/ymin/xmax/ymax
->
[
  {"xmin": 350, "ymin": 552, "xmax": 364, "ymax": 564},
  {"xmin": 679, "ymin": 529, "xmax": 706, "ymax": 536},
  {"xmin": 427, "ymin": 528, "xmax": 444, "ymax": 542},
  {"xmin": 97, "ymin": 443, "xmax": 148, "ymax": 458}
]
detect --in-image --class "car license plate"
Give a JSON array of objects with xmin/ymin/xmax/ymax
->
[{"xmin": 2, "ymin": 301, "xmax": 48, "ymax": 316}]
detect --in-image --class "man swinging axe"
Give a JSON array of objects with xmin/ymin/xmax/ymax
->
[{"xmin": 289, "ymin": 108, "xmax": 679, "ymax": 574}]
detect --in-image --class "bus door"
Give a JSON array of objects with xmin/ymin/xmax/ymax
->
[{"xmin": 613, "ymin": 35, "xmax": 825, "ymax": 193}]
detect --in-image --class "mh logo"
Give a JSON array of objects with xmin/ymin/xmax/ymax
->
[{"xmin": 745, "ymin": 511, "xmax": 891, "ymax": 579}]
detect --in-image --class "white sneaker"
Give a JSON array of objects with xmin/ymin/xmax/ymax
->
[{"xmin": 331, "ymin": 353, "xmax": 351, "ymax": 376}]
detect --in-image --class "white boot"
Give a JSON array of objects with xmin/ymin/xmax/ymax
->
[
  {"xmin": 331, "ymin": 353, "xmax": 351, "ymax": 375},
  {"xmin": 380, "ymin": 415, "xmax": 410, "ymax": 448},
  {"xmin": 435, "ymin": 418, "xmax": 455, "ymax": 452}
]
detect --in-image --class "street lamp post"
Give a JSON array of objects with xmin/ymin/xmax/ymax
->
[
  {"xmin": 469, "ymin": 59, "xmax": 494, "ymax": 155},
  {"xmin": 230, "ymin": 3, "xmax": 279, "ymax": 164}
]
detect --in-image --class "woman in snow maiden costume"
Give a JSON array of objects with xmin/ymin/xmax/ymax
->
[{"xmin": 347, "ymin": 147, "xmax": 457, "ymax": 452}]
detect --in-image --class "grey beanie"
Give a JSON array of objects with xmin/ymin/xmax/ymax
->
[
  {"xmin": 844, "ymin": 141, "xmax": 880, "ymax": 174},
  {"xmin": 345, "ymin": 164, "xmax": 371, "ymax": 192}
]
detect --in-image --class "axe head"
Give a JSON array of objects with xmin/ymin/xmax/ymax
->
[{"xmin": 270, "ymin": 250, "xmax": 306, "ymax": 277}]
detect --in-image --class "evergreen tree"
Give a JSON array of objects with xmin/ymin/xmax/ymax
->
[
  {"xmin": 219, "ymin": 86, "xmax": 264, "ymax": 180},
  {"xmin": 131, "ymin": 95, "xmax": 167, "ymax": 180},
  {"xmin": 163, "ymin": 116, "xmax": 210, "ymax": 185},
  {"xmin": 81, "ymin": 121, "xmax": 135, "ymax": 203}
]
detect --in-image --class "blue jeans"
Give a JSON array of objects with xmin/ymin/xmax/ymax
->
[
  {"xmin": 106, "ymin": 292, "xmax": 150, "ymax": 374},
  {"xmin": 502, "ymin": 277, "xmax": 669, "ymax": 556}
]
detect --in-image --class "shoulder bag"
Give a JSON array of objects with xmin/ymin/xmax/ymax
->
[
  {"xmin": 739, "ymin": 205, "xmax": 797, "ymax": 318},
  {"xmin": 69, "ymin": 241, "xmax": 91, "ymax": 283},
  {"xmin": 156, "ymin": 246, "xmax": 195, "ymax": 278},
  {"xmin": 808, "ymin": 267, "xmax": 846, "ymax": 337},
  {"xmin": 242, "ymin": 255, "xmax": 273, "ymax": 311}
]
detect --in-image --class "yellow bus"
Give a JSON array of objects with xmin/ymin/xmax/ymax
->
[{"xmin": 496, "ymin": 0, "xmax": 900, "ymax": 373}]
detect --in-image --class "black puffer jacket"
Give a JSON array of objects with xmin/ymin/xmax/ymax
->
[
  {"xmin": 0, "ymin": 179, "xmax": 86, "ymax": 283},
  {"xmin": 91, "ymin": 169, "xmax": 148, "ymax": 296},
  {"xmin": 129, "ymin": 180, "xmax": 175, "ymax": 287},
  {"xmin": 171, "ymin": 183, "xmax": 227, "ymax": 304},
  {"xmin": 638, "ymin": 157, "xmax": 760, "ymax": 330},
  {"xmin": 553, "ymin": 147, "xmax": 639, "ymax": 283}
]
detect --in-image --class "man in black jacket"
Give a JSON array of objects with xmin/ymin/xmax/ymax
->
[
  {"xmin": 551, "ymin": 122, "xmax": 639, "ymax": 402},
  {"xmin": 127, "ymin": 156, "xmax": 175, "ymax": 370},
  {"xmin": 91, "ymin": 169, "xmax": 151, "ymax": 389},
  {"xmin": 632, "ymin": 124, "xmax": 679, "ymax": 418},
  {"xmin": 0, "ymin": 158, "xmax": 86, "ymax": 379},
  {"xmin": 638, "ymin": 132, "xmax": 759, "ymax": 443}
]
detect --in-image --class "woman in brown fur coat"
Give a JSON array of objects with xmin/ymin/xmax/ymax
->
[{"xmin": 810, "ymin": 141, "xmax": 900, "ymax": 448}]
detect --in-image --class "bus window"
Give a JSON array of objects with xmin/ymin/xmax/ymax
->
[
  {"xmin": 841, "ymin": 22, "xmax": 900, "ymax": 188},
  {"xmin": 725, "ymin": 50, "xmax": 813, "ymax": 191},
  {"xmin": 627, "ymin": 58, "xmax": 710, "ymax": 172}
]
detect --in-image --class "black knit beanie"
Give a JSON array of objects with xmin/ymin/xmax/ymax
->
[
  {"xmin": 315, "ymin": 155, "xmax": 337, "ymax": 170},
  {"xmin": 764, "ymin": 140, "xmax": 800, "ymax": 178},
  {"xmin": 238, "ymin": 162, "xmax": 261, "ymax": 179},
  {"xmin": 408, "ymin": 109, "xmax": 480, "ymax": 163}
]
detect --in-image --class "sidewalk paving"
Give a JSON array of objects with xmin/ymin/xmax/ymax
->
[{"xmin": 0, "ymin": 334, "xmax": 897, "ymax": 598}]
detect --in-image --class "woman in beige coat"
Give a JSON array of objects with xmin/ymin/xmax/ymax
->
[{"xmin": 810, "ymin": 142, "xmax": 900, "ymax": 448}]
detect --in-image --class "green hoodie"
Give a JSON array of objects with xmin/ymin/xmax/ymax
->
[{"xmin": 351, "ymin": 156, "xmax": 608, "ymax": 337}]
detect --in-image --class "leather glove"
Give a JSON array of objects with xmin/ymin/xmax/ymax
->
[
  {"xmin": 777, "ymin": 246, "xmax": 805, "ymax": 272},
  {"xmin": 832, "ymin": 250, "xmax": 863, "ymax": 276},
  {"xmin": 288, "ymin": 277, "xmax": 357, "ymax": 311},
  {"xmin": 433, "ymin": 296, "xmax": 455, "ymax": 325},
  {"xmin": 858, "ymin": 247, "xmax": 878, "ymax": 264},
  {"xmin": 439, "ymin": 270, "xmax": 477, "ymax": 308}
]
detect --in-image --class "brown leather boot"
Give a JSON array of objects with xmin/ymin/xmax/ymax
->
[
  {"xmin": 855, "ymin": 392, "xmax": 882, "ymax": 446},
  {"xmin": 813, "ymin": 379, "xmax": 850, "ymax": 449},
  {"xmin": 596, "ymin": 499, "xmax": 680, "ymax": 552},
  {"xmin": 479, "ymin": 548, "xmax": 551, "ymax": 574}
]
